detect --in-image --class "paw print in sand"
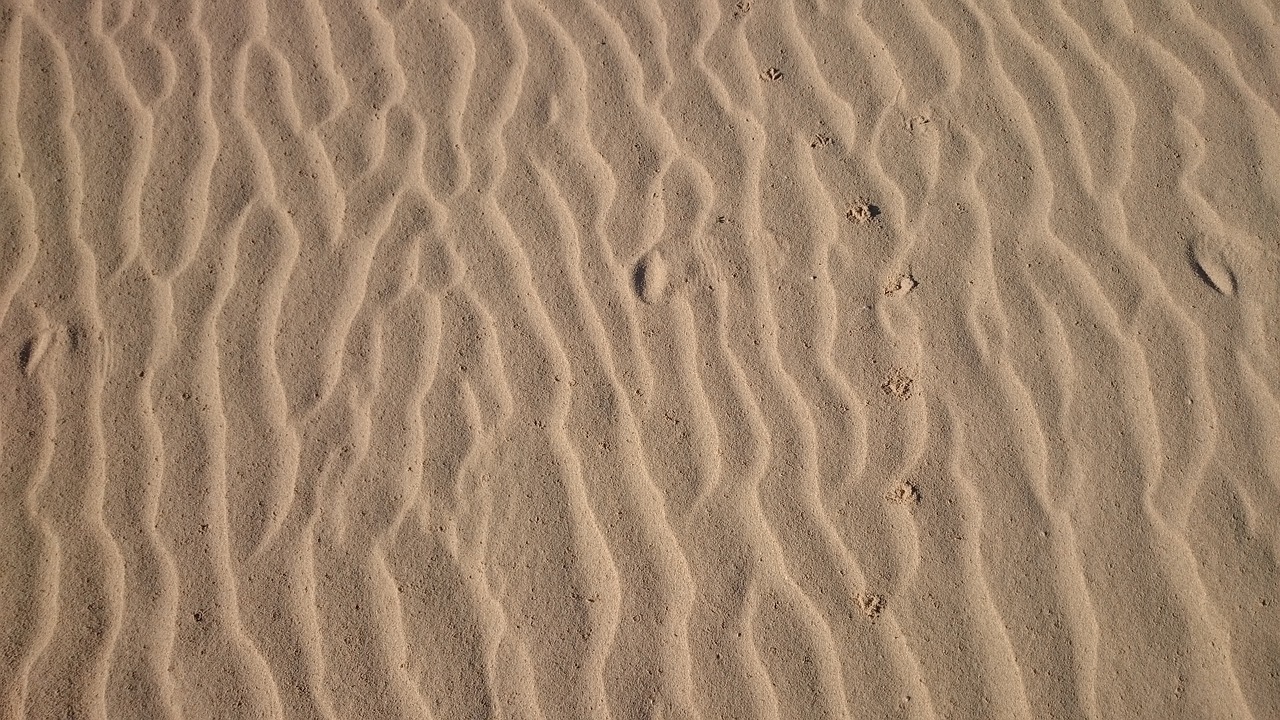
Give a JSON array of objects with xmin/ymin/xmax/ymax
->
[
  {"xmin": 857, "ymin": 593, "xmax": 886, "ymax": 619},
  {"xmin": 881, "ymin": 368, "xmax": 913, "ymax": 400},
  {"xmin": 846, "ymin": 203, "xmax": 880, "ymax": 223},
  {"xmin": 886, "ymin": 481, "xmax": 920, "ymax": 506},
  {"xmin": 883, "ymin": 273, "xmax": 917, "ymax": 297}
]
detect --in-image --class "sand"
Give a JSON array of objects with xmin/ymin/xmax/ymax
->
[{"xmin": 2, "ymin": 0, "xmax": 1279, "ymax": 718}]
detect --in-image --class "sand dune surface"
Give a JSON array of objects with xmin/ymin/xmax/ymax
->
[{"xmin": 2, "ymin": 0, "xmax": 1279, "ymax": 718}]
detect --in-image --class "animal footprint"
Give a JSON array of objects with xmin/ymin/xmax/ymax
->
[
  {"xmin": 886, "ymin": 481, "xmax": 920, "ymax": 506},
  {"xmin": 846, "ymin": 203, "xmax": 880, "ymax": 223},
  {"xmin": 881, "ymin": 368, "xmax": 913, "ymax": 399},
  {"xmin": 857, "ymin": 593, "xmax": 886, "ymax": 619},
  {"xmin": 884, "ymin": 273, "xmax": 917, "ymax": 297}
]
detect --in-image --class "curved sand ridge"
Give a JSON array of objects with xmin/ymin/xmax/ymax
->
[{"xmin": 2, "ymin": 0, "xmax": 1279, "ymax": 718}]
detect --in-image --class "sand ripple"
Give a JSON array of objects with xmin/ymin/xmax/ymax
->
[{"xmin": 2, "ymin": 0, "xmax": 1278, "ymax": 718}]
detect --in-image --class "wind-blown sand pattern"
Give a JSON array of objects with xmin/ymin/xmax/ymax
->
[{"xmin": 2, "ymin": 0, "xmax": 1279, "ymax": 718}]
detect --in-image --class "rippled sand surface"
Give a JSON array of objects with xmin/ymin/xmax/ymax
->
[{"xmin": 2, "ymin": 1, "xmax": 1279, "ymax": 718}]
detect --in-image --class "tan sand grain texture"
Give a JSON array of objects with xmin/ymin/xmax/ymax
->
[{"xmin": 2, "ymin": 0, "xmax": 1279, "ymax": 718}]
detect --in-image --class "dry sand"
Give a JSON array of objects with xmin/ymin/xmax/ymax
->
[{"xmin": 2, "ymin": 0, "xmax": 1279, "ymax": 718}]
